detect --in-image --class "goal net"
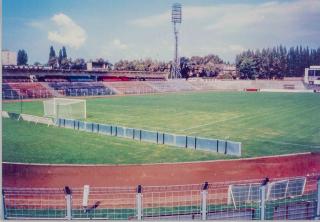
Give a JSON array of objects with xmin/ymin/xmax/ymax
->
[{"xmin": 43, "ymin": 98, "xmax": 86, "ymax": 119}]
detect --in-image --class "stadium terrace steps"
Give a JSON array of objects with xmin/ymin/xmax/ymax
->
[
  {"xmin": 306, "ymin": 84, "xmax": 320, "ymax": 92},
  {"xmin": 253, "ymin": 80, "xmax": 306, "ymax": 90},
  {"xmin": 39, "ymin": 82, "xmax": 64, "ymax": 97},
  {"xmin": 188, "ymin": 79, "xmax": 307, "ymax": 91},
  {"xmin": 2, "ymin": 83, "xmax": 53, "ymax": 99},
  {"xmin": 189, "ymin": 79, "xmax": 250, "ymax": 91},
  {"xmin": 102, "ymin": 82, "xmax": 122, "ymax": 94},
  {"xmin": 147, "ymin": 80, "xmax": 196, "ymax": 92},
  {"xmin": 48, "ymin": 82, "xmax": 114, "ymax": 96},
  {"xmin": 2, "ymin": 79, "xmax": 310, "ymax": 100},
  {"xmin": 104, "ymin": 81, "xmax": 157, "ymax": 94},
  {"xmin": 2, "ymin": 84, "xmax": 20, "ymax": 99}
]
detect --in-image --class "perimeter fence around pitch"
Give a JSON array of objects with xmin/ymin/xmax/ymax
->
[
  {"xmin": 2, "ymin": 111, "xmax": 241, "ymax": 156},
  {"xmin": 56, "ymin": 118, "xmax": 241, "ymax": 156},
  {"xmin": 3, "ymin": 174, "xmax": 320, "ymax": 220}
]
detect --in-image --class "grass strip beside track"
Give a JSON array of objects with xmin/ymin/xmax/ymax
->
[{"xmin": 3, "ymin": 118, "xmax": 228, "ymax": 164}]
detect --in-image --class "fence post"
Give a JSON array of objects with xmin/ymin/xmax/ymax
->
[
  {"xmin": 260, "ymin": 178, "xmax": 269, "ymax": 220},
  {"xmin": 185, "ymin": 136, "xmax": 188, "ymax": 148},
  {"xmin": 136, "ymin": 185, "xmax": 143, "ymax": 220},
  {"xmin": 156, "ymin": 132, "xmax": 159, "ymax": 144},
  {"xmin": 195, "ymin": 137, "xmax": 197, "ymax": 150},
  {"xmin": 224, "ymin": 141, "xmax": 227, "ymax": 154},
  {"xmin": 216, "ymin": 140, "xmax": 218, "ymax": 153},
  {"xmin": 64, "ymin": 186, "xmax": 72, "ymax": 220},
  {"xmin": 316, "ymin": 178, "xmax": 320, "ymax": 220},
  {"xmin": 1, "ymin": 189, "xmax": 6, "ymax": 220},
  {"xmin": 201, "ymin": 182, "xmax": 208, "ymax": 220},
  {"xmin": 163, "ymin": 133, "xmax": 165, "ymax": 144}
]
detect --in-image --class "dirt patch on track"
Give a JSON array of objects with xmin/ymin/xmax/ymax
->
[{"xmin": 3, "ymin": 152, "xmax": 320, "ymax": 188}]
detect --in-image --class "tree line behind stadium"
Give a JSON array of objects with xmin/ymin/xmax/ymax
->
[{"xmin": 15, "ymin": 45, "xmax": 320, "ymax": 80}]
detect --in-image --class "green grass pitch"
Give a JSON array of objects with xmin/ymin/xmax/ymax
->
[{"xmin": 3, "ymin": 91, "xmax": 320, "ymax": 164}]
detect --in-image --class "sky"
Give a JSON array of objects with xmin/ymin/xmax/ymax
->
[{"xmin": 2, "ymin": 0, "xmax": 320, "ymax": 64}]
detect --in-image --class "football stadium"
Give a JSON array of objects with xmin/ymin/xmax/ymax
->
[{"xmin": 2, "ymin": 0, "xmax": 320, "ymax": 221}]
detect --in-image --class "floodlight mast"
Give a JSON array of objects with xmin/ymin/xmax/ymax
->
[{"xmin": 170, "ymin": 3, "xmax": 182, "ymax": 79}]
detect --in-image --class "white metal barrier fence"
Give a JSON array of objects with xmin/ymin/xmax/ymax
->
[
  {"xmin": 2, "ymin": 174, "xmax": 320, "ymax": 220},
  {"xmin": 57, "ymin": 118, "xmax": 242, "ymax": 156}
]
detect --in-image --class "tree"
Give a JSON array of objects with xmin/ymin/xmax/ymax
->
[
  {"xmin": 180, "ymin": 57, "xmax": 190, "ymax": 78},
  {"xmin": 48, "ymin": 46, "xmax": 58, "ymax": 68},
  {"xmin": 237, "ymin": 57, "xmax": 257, "ymax": 79},
  {"xmin": 71, "ymin": 58, "xmax": 86, "ymax": 70},
  {"xmin": 49, "ymin": 46, "xmax": 56, "ymax": 59},
  {"xmin": 236, "ymin": 45, "xmax": 320, "ymax": 79},
  {"xmin": 34, "ymin": 61, "xmax": 41, "ymax": 66},
  {"xmin": 62, "ymin": 46, "xmax": 67, "ymax": 59},
  {"xmin": 17, "ymin": 49, "xmax": 28, "ymax": 65},
  {"xmin": 58, "ymin": 49, "xmax": 63, "ymax": 66},
  {"xmin": 95, "ymin": 58, "xmax": 112, "ymax": 70},
  {"xmin": 60, "ymin": 58, "xmax": 71, "ymax": 69}
]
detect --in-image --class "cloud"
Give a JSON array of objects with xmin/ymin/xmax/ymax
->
[
  {"xmin": 112, "ymin": 39, "xmax": 128, "ymax": 50},
  {"xmin": 128, "ymin": 0, "xmax": 320, "ymax": 62},
  {"xmin": 95, "ymin": 38, "xmax": 131, "ymax": 62},
  {"xmin": 129, "ymin": 12, "xmax": 169, "ymax": 27},
  {"xmin": 48, "ymin": 13, "xmax": 86, "ymax": 49},
  {"xmin": 130, "ymin": 0, "xmax": 320, "ymax": 32},
  {"xmin": 27, "ymin": 21, "xmax": 46, "ymax": 29}
]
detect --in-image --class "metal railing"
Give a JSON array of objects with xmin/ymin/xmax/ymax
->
[{"xmin": 2, "ymin": 174, "xmax": 319, "ymax": 220}]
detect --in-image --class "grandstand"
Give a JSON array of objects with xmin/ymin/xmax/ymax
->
[
  {"xmin": 2, "ymin": 65, "xmax": 314, "ymax": 101},
  {"xmin": 48, "ymin": 82, "xmax": 114, "ymax": 96},
  {"xmin": 2, "ymin": 83, "xmax": 53, "ymax": 99},
  {"xmin": 1, "ymin": 78, "xmax": 312, "ymax": 101},
  {"xmin": 1, "ymin": 78, "xmax": 311, "ymax": 100}
]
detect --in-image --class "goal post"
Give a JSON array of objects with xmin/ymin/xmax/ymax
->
[{"xmin": 43, "ymin": 98, "xmax": 86, "ymax": 120}]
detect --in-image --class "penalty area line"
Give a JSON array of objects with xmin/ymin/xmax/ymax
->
[{"xmin": 179, "ymin": 115, "xmax": 242, "ymax": 132}]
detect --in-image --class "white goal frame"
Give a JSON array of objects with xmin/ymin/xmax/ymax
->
[{"xmin": 43, "ymin": 98, "xmax": 87, "ymax": 120}]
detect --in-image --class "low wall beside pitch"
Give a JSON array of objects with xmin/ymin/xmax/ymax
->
[
  {"xmin": 56, "ymin": 118, "xmax": 242, "ymax": 156},
  {"xmin": 1, "ymin": 110, "xmax": 242, "ymax": 156}
]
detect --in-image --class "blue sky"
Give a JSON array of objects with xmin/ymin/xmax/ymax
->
[{"xmin": 3, "ymin": 0, "xmax": 320, "ymax": 64}]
